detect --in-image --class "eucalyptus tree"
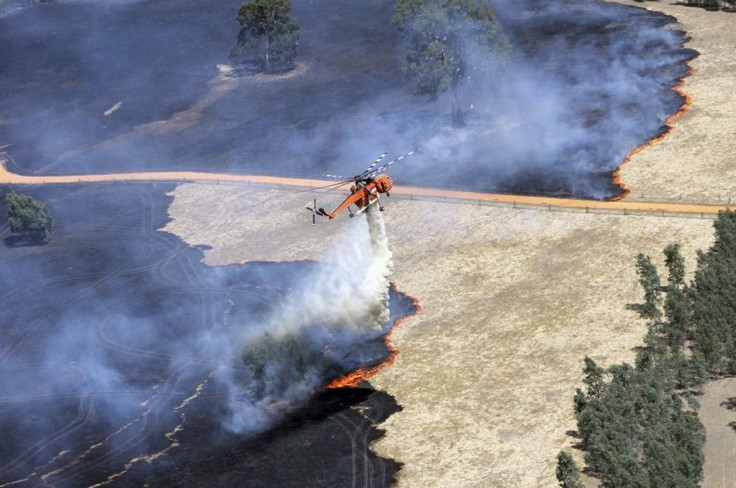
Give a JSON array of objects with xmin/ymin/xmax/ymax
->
[
  {"xmin": 394, "ymin": 0, "xmax": 509, "ymax": 126},
  {"xmin": 230, "ymin": 0, "xmax": 301, "ymax": 73},
  {"xmin": 5, "ymin": 191, "xmax": 52, "ymax": 243}
]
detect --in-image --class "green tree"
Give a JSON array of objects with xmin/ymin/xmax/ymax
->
[
  {"xmin": 663, "ymin": 243, "xmax": 686, "ymax": 288},
  {"xmin": 582, "ymin": 356, "xmax": 605, "ymax": 399},
  {"xmin": 662, "ymin": 285, "xmax": 689, "ymax": 351},
  {"xmin": 394, "ymin": 0, "xmax": 509, "ymax": 126},
  {"xmin": 241, "ymin": 332, "xmax": 305, "ymax": 378},
  {"xmin": 636, "ymin": 253, "xmax": 662, "ymax": 319},
  {"xmin": 230, "ymin": 0, "xmax": 301, "ymax": 73},
  {"xmin": 575, "ymin": 361, "xmax": 705, "ymax": 487},
  {"xmin": 675, "ymin": 350, "xmax": 708, "ymax": 391},
  {"xmin": 393, "ymin": 0, "xmax": 430, "ymax": 26},
  {"xmin": 683, "ymin": 211, "xmax": 736, "ymax": 373},
  {"xmin": 689, "ymin": 255, "xmax": 736, "ymax": 373},
  {"xmin": 562, "ymin": 215, "xmax": 736, "ymax": 486},
  {"xmin": 555, "ymin": 451, "xmax": 584, "ymax": 488},
  {"xmin": 4, "ymin": 191, "xmax": 52, "ymax": 243},
  {"xmin": 573, "ymin": 388, "xmax": 587, "ymax": 414}
]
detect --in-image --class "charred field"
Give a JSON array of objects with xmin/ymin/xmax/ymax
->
[
  {"xmin": 0, "ymin": 0, "xmax": 695, "ymax": 199},
  {"xmin": 0, "ymin": 0, "xmax": 706, "ymax": 485},
  {"xmin": 0, "ymin": 183, "xmax": 415, "ymax": 487}
]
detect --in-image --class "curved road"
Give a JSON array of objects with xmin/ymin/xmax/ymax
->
[{"xmin": 0, "ymin": 160, "xmax": 727, "ymax": 216}]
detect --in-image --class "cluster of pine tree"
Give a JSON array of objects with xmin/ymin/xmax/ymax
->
[
  {"xmin": 569, "ymin": 357, "xmax": 705, "ymax": 487},
  {"xmin": 685, "ymin": 0, "xmax": 735, "ymax": 12},
  {"xmin": 637, "ymin": 210, "xmax": 736, "ymax": 377},
  {"xmin": 558, "ymin": 210, "xmax": 736, "ymax": 487}
]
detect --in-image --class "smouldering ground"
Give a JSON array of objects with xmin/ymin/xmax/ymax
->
[
  {"xmin": 164, "ymin": 183, "xmax": 714, "ymax": 486},
  {"xmin": 613, "ymin": 0, "xmax": 736, "ymax": 205},
  {"xmin": 160, "ymin": 2, "xmax": 736, "ymax": 486}
]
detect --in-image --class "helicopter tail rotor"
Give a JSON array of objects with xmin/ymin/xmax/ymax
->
[
  {"xmin": 306, "ymin": 198, "xmax": 318, "ymax": 225},
  {"xmin": 306, "ymin": 198, "xmax": 334, "ymax": 223}
]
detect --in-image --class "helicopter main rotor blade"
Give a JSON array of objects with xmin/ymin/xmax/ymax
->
[
  {"xmin": 359, "ymin": 151, "xmax": 388, "ymax": 178},
  {"xmin": 370, "ymin": 148, "xmax": 419, "ymax": 177},
  {"xmin": 295, "ymin": 178, "xmax": 353, "ymax": 194}
]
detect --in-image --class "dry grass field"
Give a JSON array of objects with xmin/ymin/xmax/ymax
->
[
  {"xmin": 613, "ymin": 0, "xmax": 736, "ymax": 205},
  {"xmin": 161, "ymin": 2, "xmax": 736, "ymax": 486},
  {"xmin": 163, "ymin": 184, "xmax": 714, "ymax": 486}
]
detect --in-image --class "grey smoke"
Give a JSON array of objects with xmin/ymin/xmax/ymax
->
[
  {"xmin": 0, "ymin": 0, "xmax": 695, "ymax": 482},
  {"xmin": 270, "ymin": 205, "xmax": 391, "ymax": 334},
  {"xmin": 222, "ymin": 204, "xmax": 394, "ymax": 433},
  {"xmin": 0, "ymin": 0, "xmax": 691, "ymax": 199}
]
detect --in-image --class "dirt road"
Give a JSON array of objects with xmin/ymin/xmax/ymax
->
[{"xmin": 0, "ymin": 160, "xmax": 729, "ymax": 217}]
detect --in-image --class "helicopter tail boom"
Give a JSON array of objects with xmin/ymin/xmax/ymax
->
[{"xmin": 317, "ymin": 208, "xmax": 333, "ymax": 219}]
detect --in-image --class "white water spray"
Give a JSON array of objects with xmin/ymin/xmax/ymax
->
[
  {"xmin": 268, "ymin": 203, "xmax": 393, "ymax": 335},
  {"xmin": 364, "ymin": 203, "xmax": 393, "ymax": 329},
  {"xmin": 220, "ymin": 204, "xmax": 394, "ymax": 433}
]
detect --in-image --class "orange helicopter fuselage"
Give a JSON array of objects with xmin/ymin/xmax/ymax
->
[{"xmin": 319, "ymin": 174, "xmax": 393, "ymax": 219}]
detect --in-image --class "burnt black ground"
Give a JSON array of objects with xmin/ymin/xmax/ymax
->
[
  {"xmin": 0, "ymin": 0, "xmax": 693, "ymax": 199},
  {"xmin": 144, "ymin": 387, "xmax": 402, "ymax": 487},
  {"xmin": 0, "ymin": 0, "xmax": 697, "ymax": 484},
  {"xmin": 0, "ymin": 183, "xmax": 414, "ymax": 487}
]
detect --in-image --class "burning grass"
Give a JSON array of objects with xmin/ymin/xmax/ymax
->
[
  {"xmin": 326, "ymin": 290, "xmax": 421, "ymax": 389},
  {"xmin": 611, "ymin": 0, "xmax": 736, "ymax": 204},
  {"xmin": 164, "ymin": 181, "xmax": 716, "ymax": 486},
  {"xmin": 611, "ymin": 58, "xmax": 697, "ymax": 201}
]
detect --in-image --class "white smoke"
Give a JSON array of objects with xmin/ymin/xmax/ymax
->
[
  {"xmin": 220, "ymin": 203, "xmax": 394, "ymax": 433},
  {"xmin": 269, "ymin": 203, "xmax": 393, "ymax": 335}
]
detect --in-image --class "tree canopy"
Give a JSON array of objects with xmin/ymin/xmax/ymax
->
[
  {"xmin": 230, "ymin": 0, "xmax": 301, "ymax": 73},
  {"xmin": 575, "ymin": 359, "xmax": 705, "ymax": 488},
  {"xmin": 241, "ymin": 332, "xmax": 305, "ymax": 379},
  {"xmin": 568, "ymin": 211, "xmax": 736, "ymax": 486},
  {"xmin": 394, "ymin": 0, "xmax": 509, "ymax": 125},
  {"xmin": 4, "ymin": 191, "xmax": 52, "ymax": 243},
  {"xmin": 633, "ymin": 211, "xmax": 736, "ymax": 375},
  {"xmin": 555, "ymin": 451, "xmax": 584, "ymax": 488},
  {"xmin": 635, "ymin": 253, "xmax": 662, "ymax": 320},
  {"xmin": 663, "ymin": 243, "xmax": 686, "ymax": 288}
]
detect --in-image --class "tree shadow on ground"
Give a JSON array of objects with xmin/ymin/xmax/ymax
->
[
  {"xmin": 565, "ymin": 429, "xmax": 585, "ymax": 450},
  {"xmin": 719, "ymin": 396, "xmax": 736, "ymax": 432},
  {"xmin": 673, "ymin": 1, "xmax": 736, "ymax": 12},
  {"xmin": 3, "ymin": 235, "xmax": 44, "ymax": 248},
  {"xmin": 720, "ymin": 396, "xmax": 736, "ymax": 411}
]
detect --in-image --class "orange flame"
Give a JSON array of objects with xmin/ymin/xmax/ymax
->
[
  {"xmin": 325, "ymin": 290, "xmax": 421, "ymax": 389},
  {"xmin": 610, "ymin": 56, "xmax": 698, "ymax": 201}
]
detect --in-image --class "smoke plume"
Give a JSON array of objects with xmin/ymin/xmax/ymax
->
[
  {"xmin": 223, "ymin": 204, "xmax": 395, "ymax": 433},
  {"xmin": 0, "ymin": 184, "xmax": 415, "ymax": 486},
  {"xmin": 0, "ymin": 0, "xmax": 693, "ymax": 200},
  {"xmin": 272, "ymin": 204, "xmax": 392, "ymax": 335}
]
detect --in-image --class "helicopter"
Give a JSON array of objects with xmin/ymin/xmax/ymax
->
[{"xmin": 306, "ymin": 149, "xmax": 418, "ymax": 223}]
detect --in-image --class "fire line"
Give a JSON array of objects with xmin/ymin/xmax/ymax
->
[
  {"xmin": 610, "ymin": 54, "xmax": 698, "ymax": 201},
  {"xmin": 325, "ymin": 290, "xmax": 421, "ymax": 389}
]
